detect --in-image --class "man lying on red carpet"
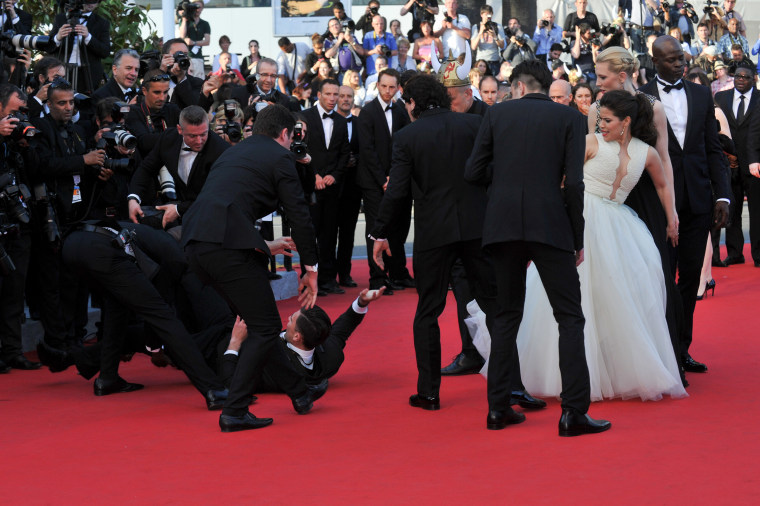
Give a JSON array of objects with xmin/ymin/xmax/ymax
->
[{"xmin": 218, "ymin": 287, "xmax": 385, "ymax": 394}]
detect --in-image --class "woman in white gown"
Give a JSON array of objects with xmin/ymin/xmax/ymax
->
[{"xmin": 470, "ymin": 90, "xmax": 687, "ymax": 402}]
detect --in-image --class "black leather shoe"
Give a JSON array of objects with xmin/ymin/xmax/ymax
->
[
  {"xmin": 392, "ymin": 277, "xmax": 416, "ymax": 288},
  {"xmin": 317, "ymin": 288, "xmax": 328, "ymax": 296},
  {"xmin": 724, "ymin": 255, "xmax": 745, "ymax": 266},
  {"xmin": 93, "ymin": 377, "xmax": 144, "ymax": 396},
  {"xmin": 371, "ymin": 282, "xmax": 393, "ymax": 295},
  {"xmin": 37, "ymin": 342, "xmax": 72, "ymax": 373},
  {"xmin": 8, "ymin": 355, "xmax": 41, "ymax": 370},
  {"xmin": 338, "ymin": 275, "xmax": 358, "ymax": 288},
  {"xmin": 206, "ymin": 389, "xmax": 229, "ymax": 410},
  {"xmin": 219, "ymin": 412, "xmax": 273, "ymax": 432},
  {"xmin": 0, "ymin": 359, "xmax": 10, "ymax": 374},
  {"xmin": 711, "ymin": 259, "xmax": 727, "ymax": 268},
  {"xmin": 319, "ymin": 281, "xmax": 345, "ymax": 295},
  {"xmin": 511, "ymin": 390, "xmax": 547, "ymax": 409},
  {"xmin": 385, "ymin": 279, "xmax": 405, "ymax": 291},
  {"xmin": 487, "ymin": 408, "xmax": 526, "ymax": 430},
  {"xmin": 409, "ymin": 394, "xmax": 440, "ymax": 410},
  {"xmin": 441, "ymin": 352, "xmax": 485, "ymax": 376},
  {"xmin": 308, "ymin": 378, "xmax": 329, "ymax": 402},
  {"xmin": 291, "ymin": 380, "xmax": 328, "ymax": 415},
  {"xmin": 755, "ymin": 261, "xmax": 760, "ymax": 268},
  {"xmin": 683, "ymin": 355, "xmax": 708, "ymax": 373},
  {"xmin": 558, "ymin": 410, "xmax": 611, "ymax": 437}
]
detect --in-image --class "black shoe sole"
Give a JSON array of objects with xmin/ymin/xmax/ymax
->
[{"xmin": 220, "ymin": 420, "xmax": 274, "ymax": 432}]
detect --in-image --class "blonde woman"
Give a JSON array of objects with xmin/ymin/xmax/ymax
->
[{"xmin": 343, "ymin": 69, "xmax": 366, "ymax": 106}]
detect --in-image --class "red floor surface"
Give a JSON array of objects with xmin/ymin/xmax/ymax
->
[{"xmin": 2, "ymin": 246, "xmax": 759, "ymax": 504}]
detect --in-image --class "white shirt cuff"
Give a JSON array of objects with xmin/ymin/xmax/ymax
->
[
  {"xmin": 367, "ymin": 234, "xmax": 386, "ymax": 242},
  {"xmin": 84, "ymin": 33, "xmax": 93, "ymax": 45},
  {"xmin": 224, "ymin": 350, "xmax": 239, "ymax": 356},
  {"xmin": 717, "ymin": 197, "xmax": 730, "ymax": 205},
  {"xmin": 128, "ymin": 194, "xmax": 141, "ymax": 204},
  {"xmin": 352, "ymin": 297, "xmax": 369, "ymax": 314}
]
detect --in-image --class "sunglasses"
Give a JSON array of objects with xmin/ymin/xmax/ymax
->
[
  {"xmin": 49, "ymin": 77, "xmax": 72, "ymax": 91},
  {"xmin": 146, "ymin": 74, "xmax": 171, "ymax": 82}
]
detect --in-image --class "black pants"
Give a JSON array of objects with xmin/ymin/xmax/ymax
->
[
  {"xmin": 310, "ymin": 185, "xmax": 341, "ymax": 285},
  {"xmin": 186, "ymin": 242, "xmax": 307, "ymax": 417},
  {"xmin": 0, "ymin": 233, "xmax": 30, "ymax": 362},
  {"xmin": 362, "ymin": 185, "xmax": 411, "ymax": 287},
  {"xmin": 487, "ymin": 241, "xmax": 589, "ymax": 414},
  {"xmin": 725, "ymin": 170, "xmax": 760, "ymax": 262},
  {"xmin": 336, "ymin": 178, "xmax": 362, "ymax": 281}
]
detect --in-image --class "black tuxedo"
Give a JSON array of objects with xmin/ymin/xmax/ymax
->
[
  {"xmin": 129, "ymin": 127, "xmax": 229, "ymax": 214},
  {"xmin": 302, "ymin": 105, "xmax": 351, "ymax": 285},
  {"xmin": 92, "ymin": 77, "xmax": 134, "ymax": 102},
  {"xmin": 229, "ymin": 85, "xmax": 301, "ymax": 112},
  {"xmin": 336, "ymin": 114, "xmax": 362, "ymax": 282},
  {"xmin": 358, "ymin": 98, "xmax": 411, "ymax": 287},
  {"xmin": 639, "ymin": 79, "xmax": 731, "ymax": 359},
  {"xmin": 125, "ymin": 102, "xmax": 181, "ymax": 158},
  {"xmin": 47, "ymin": 12, "xmax": 111, "ymax": 94},
  {"xmin": 466, "ymin": 94, "xmax": 590, "ymax": 414},
  {"xmin": 182, "ymin": 134, "xmax": 318, "ymax": 417},
  {"xmin": 2, "ymin": 7, "xmax": 32, "ymax": 34},
  {"xmin": 716, "ymin": 88, "xmax": 760, "ymax": 263},
  {"xmin": 169, "ymin": 75, "xmax": 214, "ymax": 112}
]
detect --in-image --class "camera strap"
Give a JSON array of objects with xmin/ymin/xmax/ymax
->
[{"xmin": 79, "ymin": 223, "xmax": 160, "ymax": 279}]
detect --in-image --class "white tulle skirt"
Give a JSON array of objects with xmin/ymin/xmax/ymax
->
[{"xmin": 469, "ymin": 193, "xmax": 687, "ymax": 402}]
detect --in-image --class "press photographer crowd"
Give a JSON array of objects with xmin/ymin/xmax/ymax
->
[{"xmin": 0, "ymin": 0, "xmax": 758, "ymax": 434}]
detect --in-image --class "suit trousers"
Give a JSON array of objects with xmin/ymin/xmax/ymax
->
[
  {"xmin": 336, "ymin": 178, "xmax": 362, "ymax": 280},
  {"xmin": 185, "ymin": 242, "xmax": 308, "ymax": 417},
  {"xmin": 724, "ymin": 167, "xmax": 747, "ymax": 259},
  {"xmin": 487, "ymin": 241, "xmax": 590, "ymax": 414},
  {"xmin": 362, "ymin": 186, "xmax": 411, "ymax": 287},
  {"xmin": 32, "ymin": 232, "xmax": 77, "ymax": 349},
  {"xmin": 412, "ymin": 239, "xmax": 502, "ymax": 398},
  {"xmin": 0, "ymin": 234, "xmax": 30, "ymax": 361},
  {"xmin": 310, "ymin": 185, "xmax": 341, "ymax": 284}
]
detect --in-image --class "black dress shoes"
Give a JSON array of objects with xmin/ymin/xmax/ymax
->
[
  {"xmin": 37, "ymin": 342, "xmax": 73, "ymax": 373},
  {"xmin": 291, "ymin": 380, "xmax": 328, "ymax": 415},
  {"xmin": 711, "ymin": 258, "xmax": 727, "ymax": 268},
  {"xmin": 683, "ymin": 354, "xmax": 708, "ymax": 373},
  {"xmin": 318, "ymin": 281, "xmax": 346, "ymax": 295},
  {"xmin": 392, "ymin": 277, "xmax": 416, "ymax": 288},
  {"xmin": 409, "ymin": 394, "xmax": 440, "ymax": 410},
  {"xmin": 0, "ymin": 358, "xmax": 9, "ymax": 374},
  {"xmin": 558, "ymin": 409, "xmax": 611, "ymax": 437},
  {"xmin": 219, "ymin": 412, "xmax": 273, "ymax": 432},
  {"xmin": 511, "ymin": 390, "xmax": 547, "ymax": 409},
  {"xmin": 93, "ymin": 377, "xmax": 145, "ymax": 396},
  {"xmin": 486, "ymin": 409, "xmax": 526, "ymax": 430},
  {"xmin": 370, "ymin": 282, "xmax": 393, "ymax": 295},
  {"xmin": 724, "ymin": 255, "xmax": 745, "ymax": 266},
  {"xmin": 338, "ymin": 275, "xmax": 358, "ymax": 288},
  {"xmin": 385, "ymin": 279, "xmax": 405, "ymax": 291},
  {"xmin": 8, "ymin": 355, "xmax": 41, "ymax": 370},
  {"xmin": 205, "ymin": 389, "xmax": 229, "ymax": 410},
  {"xmin": 441, "ymin": 352, "xmax": 485, "ymax": 376}
]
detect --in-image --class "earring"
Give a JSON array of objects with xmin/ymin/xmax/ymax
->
[{"xmin": 621, "ymin": 126, "xmax": 626, "ymax": 136}]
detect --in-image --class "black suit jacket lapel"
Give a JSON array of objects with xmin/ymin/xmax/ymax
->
[
  {"xmin": 683, "ymin": 82, "xmax": 695, "ymax": 148},
  {"xmin": 374, "ymin": 100, "xmax": 391, "ymax": 142},
  {"xmin": 717, "ymin": 92, "xmax": 737, "ymax": 127},
  {"xmin": 310, "ymin": 107, "xmax": 327, "ymax": 150},
  {"xmin": 738, "ymin": 90, "xmax": 758, "ymax": 127},
  {"xmin": 644, "ymin": 82, "xmax": 679, "ymax": 149},
  {"xmin": 167, "ymin": 134, "xmax": 184, "ymax": 183}
]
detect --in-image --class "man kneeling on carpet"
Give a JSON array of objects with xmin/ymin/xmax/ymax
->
[{"xmin": 219, "ymin": 287, "xmax": 385, "ymax": 394}]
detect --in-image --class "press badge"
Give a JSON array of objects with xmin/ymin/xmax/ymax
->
[{"xmin": 72, "ymin": 175, "xmax": 82, "ymax": 203}]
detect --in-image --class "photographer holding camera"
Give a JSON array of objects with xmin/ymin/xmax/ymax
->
[
  {"xmin": 400, "ymin": 0, "xmax": 438, "ymax": 42},
  {"xmin": 126, "ymin": 69, "xmax": 180, "ymax": 158},
  {"xmin": 533, "ymin": 9, "xmax": 562, "ymax": 63},
  {"xmin": 434, "ymin": 0, "xmax": 470, "ymax": 58},
  {"xmin": 663, "ymin": 1, "xmax": 699, "ymax": 44},
  {"xmin": 177, "ymin": 1, "xmax": 210, "ymax": 79},
  {"xmin": 363, "ymin": 14, "xmax": 398, "ymax": 76},
  {"xmin": 324, "ymin": 17, "xmax": 365, "ymax": 82},
  {"xmin": 0, "ymin": 83, "xmax": 39, "ymax": 371},
  {"xmin": 1, "ymin": 1, "xmax": 32, "ymax": 34},
  {"xmin": 356, "ymin": 1, "xmax": 382, "ymax": 39},
  {"xmin": 571, "ymin": 23, "xmax": 598, "ymax": 82},
  {"xmin": 159, "ymin": 38, "xmax": 216, "ymax": 112},
  {"xmin": 211, "ymin": 99, "xmax": 244, "ymax": 145},
  {"xmin": 28, "ymin": 57, "xmax": 66, "ymax": 119},
  {"xmin": 471, "ymin": 5, "xmax": 505, "ymax": 76},
  {"xmin": 503, "ymin": 18, "xmax": 537, "ymax": 66},
  {"xmin": 230, "ymin": 57, "xmax": 300, "ymax": 113}
]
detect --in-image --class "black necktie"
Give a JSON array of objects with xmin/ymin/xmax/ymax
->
[
  {"xmin": 322, "ymin": 112, "xmax": 333, "ymax": 119},
  {"xmin": 658, "ymin": 79, "xmax": 684, "ymax": 93},
  {"xmin": 737, "ymin": 94, "xmax": 746, "ymax": 123}
]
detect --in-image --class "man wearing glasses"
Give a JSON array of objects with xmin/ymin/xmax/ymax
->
[
  {"xmin": 126, "ymin": 69, "xmax": 181, "ymax": 158},
  {"xmin": 230, "ymin": 57, "xmax": 300, "ymax": 113}
]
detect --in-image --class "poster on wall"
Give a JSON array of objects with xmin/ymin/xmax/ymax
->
[{"xmin": 274, "ymin": 0, "xmax": 352, "ymax": 36}]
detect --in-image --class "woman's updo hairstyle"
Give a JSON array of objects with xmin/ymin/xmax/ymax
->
[
  {"xmin": 596, "ymin": 46, "xmax": 639, "ymax": 77},
  {"xmin": 599, "ymin": 90, "xmax": 658, "ymax": 147}
]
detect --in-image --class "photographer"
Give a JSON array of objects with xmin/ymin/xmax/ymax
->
[
  {"xmin": 532, "ymin": 9, "xmax": 562, "ymax": 63},
  {"xmin": 400, "ymin": 0, "xmax": 438, "ymax": 42},
  {"xmin": 692, "ymin": 21, "xmax": 717, "ymax": 56},
  {"xmin": 563, "ymin": 0, "xmax": 600, "ymax": 39},
  {"xmin": 128, "ymin": 105, "xmax": 229, "ymax": 229},
  {"xmin": 663, "ymin": 1, "xmax": 699, "ymax": 44},
  {"xmin": 211, "ymin": 100, "xmax": 244, "ymax": 145},
  {"xmin": 356, "ymin": 1, "xmax": 382, "ymax": 39},
  {"xmin": 160, "ymin": 38, "xmax": 217, "ymax": 112},
  {"xmin": 626, "ymin": 0, "xmax": 662, "ymax": 53},
  {"xmin": 230, "ymin": 57, "xmax": 300, "ymax": 113},
  {"xmin": 722, "ymin": 0, "xmax": 746, "ymax": 38},
  {"xmin": 717, "ymin": 17, "xmax": 748, "ymax": 60},
  {"xmin": 126, "ymin": 70, "xmax": 180, "ymax": 158},
  {"xmin": 209, "ymin": 52, "xmax": 245, "ymax": 85},
  {"xmin": 434, "ymin": 0, "xmax": 470, "ymax": 58},
  {"xmin": 362, "ymin": 15, "xmax": 398, "ymax": 76},
  {"xmin": 571, "ymin": 23, "xmax": 598, "ymax": 82},
  {"xmin": 91, "ymin": 48, "xmax": 140, "ymax": 102},
  {"xmin": 503, "ymin": 18, "xmax": 537, "ymax": 66},
  {"xmin": 177, "ymin": 1, "xmax": 210, "ymax": 79},
  {"xmin": 1, "ymin": 1, "xmax": 32, "ymax": 34},
  {"xmin": 324, "ymin": 17, "xmax": 365, "ymax": 82},
  {"xmin": 471, "ymin": 5, "xmax": 506, "ymax": 76},
  {"xmin": 276, "ymin": 37, "xmax": 311, "ymax": 95},
  {"xmin": 0, "ymin": 83, "xmax": 39, "ymax": 371},
  {"xmin": 28, "ymin": 57, "xmax": 66, "ymax": 119},
  {"xmin": 46, "ymin": 0, "xmax": 111, "ymax": 95},
  {"xmin": 302, "ymin": 33, "xmax": 329, "ymax": 86}
]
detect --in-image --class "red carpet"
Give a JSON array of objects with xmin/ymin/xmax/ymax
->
[{"xmin": 2, "ymin": 246, "xmax": 759, "ymax": 504}]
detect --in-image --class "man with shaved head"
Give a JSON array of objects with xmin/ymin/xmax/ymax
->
[
  {"xmin": 479, "ymin": 75, "xmax": 499, "ymax": 106},
  {"xmin": 548, "ymin": 79, "xmax": 572, "ymax": 105},
  {"xmin": 637, "ymin": 35, "xmax": 731, "ymax": 376}
]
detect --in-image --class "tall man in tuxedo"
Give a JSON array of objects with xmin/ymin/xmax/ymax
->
[
  {"xmin": 126, "ymin": 70, "xmax": 181, "ymax": 159},
  {"xmin": 47, "ymin": 0, "xmax": 111, "ymax": 95},
  {"xmin": 640, "ymin": 36, "xmax": 731, "ymax": 373},
  {"xmin": 358, "ymin": 69, "xmax": 412, "ymax": 294},
  {"xmin": 465, "ymin": 60, "xmax": 609, "ymax": 436},
  {"xmin": 302, "ymin": 78, "xmax": 351, "ymax": 295},
  {"xmin": 128, "ymin": 106, "xmax": 229, "ymax": 229},
  {"xmin": 715, "ymin": 64, "xmax": 760, "ymax": 266},
  {"xmin": 1, "ymin": 1, "xmax": 32, "ymax": 34},
  {"xmin": 182, "ymin": 105, "xmax": 323, "ymax": 432}
]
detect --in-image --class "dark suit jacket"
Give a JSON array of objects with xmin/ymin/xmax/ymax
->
[
  {"xmin": 180, "ymin": 134, "xmax": 318, "ymax": 265},
  {"xmin": 170, "ymin": 75, "xmax": 214, "ymax": 112},
  {"xmin": 92, "ymin": 77, "xmax": 132, "ymax": 102},
  {"xmin": 715, "ymin": 88, "xmax": 760, "ymax": 175},
  {"xmin": 47, "ymin": 12, "xmax": 111, "ymax": 94},
  {"xmin": 357, "ymin": 98, "xmax": 410, "ymax": 190},
  {"xmin": 229, "ymin": 86, "xmax": 301, "ymax": 112},
  {"xmin": 302, "ymin": 105, "xmax": 351, "ymax": 183},
  {"xmin": 3, "ymin": 7, "xmax": 32, "ymax": 34},
  {"xmin": 465, "ymin": 94, "xmax": 586, "ymax": 253},
  {"xmin": 639, "ymin": 80, "xmax": 731, "ymax": 214},
  {"xmin": 126, "ymin": 102, "xmax": 181, "ymax": 158},
  {"xmin": 373, "ymin": 108, "xmax": 487, "ymax": 252},
  {"xmin": 129, "ymin": 128, "xmax": 229, "ymax": 215}
]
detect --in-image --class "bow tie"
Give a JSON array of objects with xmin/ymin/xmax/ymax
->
[
  {"xmin": 346, "ymin": 116, "xmax": 353, "ymax": 123},
  {"xmin": 385, "ymin": 104, "xmax": 392, "ymax": 111},
  {"xmin": 658, "ymin": 79, "xmax": 684, "ymax": 93},
  {"xmin": 322, "ymin": 112, "xmax": 333, "ymax": 119},
  {"xmin": 182, "ymin": 147, "xmax": 194, "ymax": 152}
]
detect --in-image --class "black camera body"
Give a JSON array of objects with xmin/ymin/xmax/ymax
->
[
  {"xmin": 173, "ymin": 51, "xmax": 191, "ymax": 71},
  {"xmin": 703, "ymin": 0, "xmax": 718, "ymax": 14},
  {"xmin": 222, "ymin": 99, "xmax": 242, "ymax": 143},
  {"xmin": 540, "ymin": 19, "xmax": 550, "ymax": 29},
  {"xmin": 64, "ymin": 1, "xmax": 85, "ymax": 26},
  {"xmin": 369, "ymin": 6, "xmax": 379, "ymax": 16},
  {"xmin": 485, "ymin": 20, "xmax": 500, "ymax": 33},
  {"xmin": 0, "ymin": 171, "xmax": 31, "ymax": 227},
  {"xmin": 341, "ymin": 19, "xmax": 356, "ymax": 34},
  {"xmin": 290, "ymin": 123, "xmax": 308, "ymax": 159},
  {"xmin": 101, "ymin": 124, "xmax": 137, "ymax": 151},
  {"xmin": 139, "ymin": 50, "xmax": 162, "ymax": 79},
  {"xmin": 178, "ymin": 1, "xmax": 199, "ymax": 21},
  {"xmin": 8, "ymin": 111, "xmax": 39, "ymax": 141},
  {"xmin": 378, "ymin": 44, "xmax": 392, "ymax": 59}
]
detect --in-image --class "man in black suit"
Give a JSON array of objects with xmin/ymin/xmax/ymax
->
[
  {"xmin": 182, "ymin": 105, "xmax": 324, "ymax": 432},
  {"xmin": 28, "ymin": 57, "xmax": 66, "ymax": 120},
  {"xmin": 91, "ymin": 48, "xmax": 140, "ymax": 102},
  {"xmin": 230, "ymin": 58, "xmax": 300, "ymax": 112},
  {"xmin": 220, "ymin": 288, "xmax": 384, "ymax": 391},
  {"xmin": 358, "ymin": 69, "xmax": 412, "ymax": 294},
  {"xmin": 1, "ymin": 2, "xmax": 32, "ymax": 34},
  {"xmin": 640, "ymin": 36, "xmax": 731, "ymax": 373},
  {"xmin": 159, "ymin": 38, "xmax": 215, "ymax": 112},
  {"xmin": 128, "ymin": 105, "xmax": 229, "ymax": 229},
  {"xmin": 716, "ymin": 64, "xmax": 759, "ymax": 266},
  {"xmin": 47, "ymin": 0, "xmax": 111, "ymax": 94},
  {"xmin": 302, "ymin": 78, "xmax": 351, "ymax": 295},
  {"xmin": 126, "ymin": 69, "xmax": 181, "ymax": 159},
  {"xmin": 466, "ymin": 60, "xmax": 609, "ymax": 436}
]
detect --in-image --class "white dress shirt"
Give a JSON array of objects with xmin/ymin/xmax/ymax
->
[
  {"xmin": 733, "ymin": 88, "xmax": 753, "ymax": 119},
  {"xmin": 178, "ymin": 142, "xmax": 199, "ymax": 184},
  {"xmin": 55, "ymin": 12, "xmax": 93, "ymax": 65},
  {"xmin": 377, "ymin": 96, "xmax": 393, "ymax": 135},
  {"xmin": 315, "ymin": 102, "xmax": 334, "ymax": 147},
  {"xmin": 656, "ymin": 77, "xmax": 687, "ymax": 148}
]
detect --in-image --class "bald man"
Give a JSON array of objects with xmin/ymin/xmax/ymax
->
[
  {"xmin": 479, "ymin": 75, "xmax": 499, "ymax": 106},
  {"xmin": 549, "ymin": 79, "xmax": 572, "ymax": 105}
]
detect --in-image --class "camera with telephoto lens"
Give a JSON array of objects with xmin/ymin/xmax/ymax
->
[
  {"xmin": 662, "ymin": 1, "xmax": 670, "ymax": 9},
  {"xmin": 599, "ymin": 22, "xmax": 622, "ymax": 36},
  {"xmin": 683, "ymin": 3, "xmax": 699, "ymax": 22},
  {"xmin": 0, "ymin": 30, "xmax": 50, "ymax": 59},
  {"xmin": 158, "ymin": 166, "xmax": 177, "ymax": 201},
  {"xmin": 290, "ymin": 123, "xmax": 307, "ymax": 159},
  {"xmin": 378, "ymin": 44, "xmax": 392, "ymax": 59},
  {"xmin": 100, "ymin": 124, "xmax": 137, "ymax": 151},
  {"xmin": 703, "ymin": 0, "xmax": 718, "ymax": 14},
  {"xmin": 31, "ymin": 183, "xmax": 60, "ymax": 244},
  {"xmin": 178, "ymin": 1, "xmax": 199, "ymax": 20},
  {"xmin": 173, "ymin": 51, "xmax": 191, "ymax": 71},
  {"xmin": 0, "ymin": 172, "xmax": 31, "ymax": 227},
  {"xmin": 139, "ymin": 50, "xmax": 162, "ymax": 79},
  {"xmin": 341, "ymin": 19, "xmax": 355, "ymax": 34},
  {"xmin": 95, "ymin": 136, "xmax": 134, "ymax": 173},
  {"xmin": 8, "ymin": 111, "xmax": 39, "ymax": 141},
  {"xmin": 221, "ymin": 100, "xmax": 242, "ymax": 143}
]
